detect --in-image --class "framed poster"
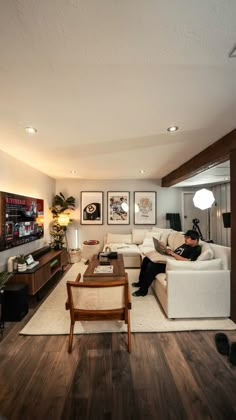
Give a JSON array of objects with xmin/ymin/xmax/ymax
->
[
  {"xmin": 107, "ymin": 191, "xmax": 130, "ymax": 225},
  {"xmin": 80, "ymin": 191, "xmax": 103, "ymax": 225},
  {"xmin": 134, "ymin": 191, "xmax": 156, "ymax": 225}
]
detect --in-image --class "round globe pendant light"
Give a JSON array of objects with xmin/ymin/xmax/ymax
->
[{"xmin": 193, "ymin": 188, "xmax": 215, "ymax": 210}]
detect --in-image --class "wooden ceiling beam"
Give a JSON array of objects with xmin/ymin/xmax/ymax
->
[{"xmin": 161, "ymin": 129, "xmax": 236, "ymax": 187}]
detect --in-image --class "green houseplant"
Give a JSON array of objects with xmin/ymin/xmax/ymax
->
[
  {"xmin": 50, "ymin": 192, "xmax": 76, "ymax": 250},
  {"xmin": 16, "ymin": 254, "xmax": 27, "ymax": 272},
  {"xmin": 0, "ymin": 271, "xmax": 13, "ymax": 289},
  {"xmin": 50, "ymin": 224, "xmax": 65, "ymax": 250},
  {"xmin": 50, "ymin": 192, "xmax": 76, "ymax": 219}
]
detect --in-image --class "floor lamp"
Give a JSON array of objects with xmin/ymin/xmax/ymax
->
[
  {"xmin": 193, "ymin": 188, "xmax": 215, "ymax": 241},
  {"xmin": 57, "ymin": 214, "xmax": 71, "ymax": 263}
]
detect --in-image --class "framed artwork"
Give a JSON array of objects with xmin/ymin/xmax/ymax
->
[
  {"xmin": 80, "ymin": 191, "xmax": 103, "ymax": 225},
  {"xmin": 134, "ymin": 191, "xmax": 156, "ymax": 225},
  {"xmin": 107, "ymin": 191, "xmax": 130, "ymax": 225}
]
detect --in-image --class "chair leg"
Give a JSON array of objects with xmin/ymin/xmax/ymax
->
[
  {"xmin": 127, "ymin": 312, "xmax": 131, "ymax": 353},
  {"xmin": 68, "ymin": 322, "xmax": 75, "ymax": 353}
]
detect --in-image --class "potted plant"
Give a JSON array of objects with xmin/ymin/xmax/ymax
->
[
  {"xmin": 17, "ymin": 254, "xmax": 27, "ymax": 272},
  {"xmin": 50, "ymin": 192, "xmax": 76, "ymax": 219},
  {"xmin": 50, "ymin": 224, "xmax": 65, "ymax": 250},
  {"xmin": 0, "ymin": 271, "xmax": 13, "ymax": 289}
]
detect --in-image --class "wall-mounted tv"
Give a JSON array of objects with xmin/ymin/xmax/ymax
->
[{"xmin": 0, "ymin": 191, "xmax": 44, "ymax": 252}]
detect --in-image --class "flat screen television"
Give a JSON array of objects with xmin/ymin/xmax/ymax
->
[{"xmin": 0, "ymin": 191, "xmax": 44, "ymax": 252}]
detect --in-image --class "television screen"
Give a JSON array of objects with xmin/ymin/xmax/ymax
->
[{"xmin": 0, "ymin": 191, "xmax": 44, "ymax": 251}]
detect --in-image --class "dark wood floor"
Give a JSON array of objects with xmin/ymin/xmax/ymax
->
[{"xmin": 1, "ymin": 273, "xmax": 236, "ymax": 420}]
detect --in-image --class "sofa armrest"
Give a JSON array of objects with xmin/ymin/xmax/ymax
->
[{"xmin": 166, "ymin": 270, "xmax": 230, "ymax": 318}]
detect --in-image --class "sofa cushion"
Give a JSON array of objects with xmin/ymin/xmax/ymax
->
[
  {"xmin": 143, "ymin": 250, "xmax": 170, "ymax": 263},
  {"xmin": 197, "ymin": 241, "xmax": 214, "ymax": 261},
  {"xmin": 168, "ymin": 231, "xmax": 185, "ymax": 250},
  {"xmin": 132, "ymin": 228, "xmax": 149, "ymax": 244},
  {"xmin": 104, "ymin": 243, "xmax": 141, "ymax": 257},
  {"xmin": 162, "ymin": 230, "xmax": 172, "ymax": 245},
  {"xmin": 151, "ymin": 228, "xmax": 172, "ymax": 246},
  {"xmin": 210, "ymin": 243, "xmax": 231, "ymax": 270},
  {"xmin": 155, "ymin": 273, "xmax": 167, "ymax": 287},
  {"xmin": 142, "ymin": 231, "xmax": 162, "ymax": 247},
  {"xmin": 106, "ymin": 233, "xmax": 132, "ymax": 244},
  {"xmin": 166, "ymin": 258, "xmax": 222, "ymax": 271}
]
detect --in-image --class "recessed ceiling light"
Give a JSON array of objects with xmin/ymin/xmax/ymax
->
[
  {"xmin": 70, "ymin": 170, "xmax": 77, "ymax": 174},
  {"xmin": 167, "ymin": 126, "xmax": 179, "ymax": 132},
  {"xmin": 25, "ymin": 126, "xmax": 37, "ymax": 134}
]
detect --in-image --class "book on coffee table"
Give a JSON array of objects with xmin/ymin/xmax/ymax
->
[{"xmin": 94, "ymin": 265, "xmax": 114, "ymax": 274}]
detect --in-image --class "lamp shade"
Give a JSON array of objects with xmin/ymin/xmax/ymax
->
[
  {"xmin": 58, "ymin": 214, "xmax": 70, "ymax": 226},
  {"xmin": 193, "ymin": 189, "xmax": 215, "ymax": 210}
]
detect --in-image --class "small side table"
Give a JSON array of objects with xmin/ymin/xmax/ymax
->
[
  {"xmin": 69, "ymin": 249, "xmax": 81, "ymax": 263},
  {"xmin": 82, "ymin": 240, "xmax": 100, "ymax": 261}
]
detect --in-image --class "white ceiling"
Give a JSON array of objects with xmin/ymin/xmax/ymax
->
[{"xmin": 0, "ymin": 1, "xmax": 236, "ymax": 182}]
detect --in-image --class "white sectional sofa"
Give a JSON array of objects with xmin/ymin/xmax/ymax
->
[
  {"xmin": 103, "ymin": 228, "xmax": 231, "ymax": 319},
  {"xmin": 103, "ymin": 232, "xmax": 143, "ymax": 268}
]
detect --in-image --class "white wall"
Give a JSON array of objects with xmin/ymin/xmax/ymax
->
[
  {"xmin": 0, "ymin": 150, "xmax": 56, "ymax": 270},
  {"xmin": 211, "ymin": 183, "xmax": 231, "ymax": 246},
  {"xmin": 181, "ymin": 183, "xmax": 231, "ymax": 246},
  {"xmin": 56, "ymin": 178, "xmax": 183, "ymax": 250}
]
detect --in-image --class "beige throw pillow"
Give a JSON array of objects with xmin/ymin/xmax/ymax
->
[
  {"xmin": 106, "ymin": 233, "xmax": 132, "ymax": 244},
  {"xmin": 132, "ymin": 228, "xmax": 149, "ymax": 244},
  {"xmin": 197, "ymin": 241, "xmax": 214, "ymax": 261}
]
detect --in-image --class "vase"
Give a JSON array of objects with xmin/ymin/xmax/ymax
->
[{"xmin": 18, "ymin": 263, "xmax": 27, "ymax": 272}]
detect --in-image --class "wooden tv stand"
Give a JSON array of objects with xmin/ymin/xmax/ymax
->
[{"xmin": 11, "ymin": 248, "xmax": 68, "ymax": 296}]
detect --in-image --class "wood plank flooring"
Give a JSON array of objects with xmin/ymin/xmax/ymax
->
[{"xmin": 1, "ymin": 273, "xmax": 236, "ymax": 420}]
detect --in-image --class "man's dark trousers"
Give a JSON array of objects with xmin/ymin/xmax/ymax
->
[{"xmin": 138, "ymin": 256, "xmax": 166, "ymax": 294}]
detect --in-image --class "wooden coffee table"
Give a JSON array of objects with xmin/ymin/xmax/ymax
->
[{"xmin": 83, "ymin": 254, "xmax": 126, "ymax": 282}]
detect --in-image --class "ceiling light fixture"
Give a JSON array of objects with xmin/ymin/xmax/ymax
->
[
  {"xmin": 70, "ymin": 170, "xmax": 77, "ymax": 174},
  {"xmin": 139, "ymin": 170, "xmax": 145, "ymax": 174},
  {"xmin": 25, "ymin": 126, "xmax": 37, "ymax": 134},
  {"xmin": 167, "ymin": 126, "xmax": 178, "ymax": 132}
]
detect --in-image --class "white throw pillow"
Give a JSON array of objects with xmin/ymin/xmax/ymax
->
[
  {"xmin": 132, "ymin": 228, "xmax": 149, "ymax": 244},
  {"xmin": 106, "ymin": 233, "xmax": 132, "ymax": 244},
  {"xmin": 167, "ymin": 231, "xmax": 178, "ymax": 250},
  {"xmin": 151, "ymin": 228, "xmax": 172, "ymax": 246},
  {"xmin": 142, "ymin": 231, "xmax": 162, "ymax": 247},
  {"xmin": 151, "ymin": 227, "xmax": 163, "ymax": 235},
  {"xmin": 166, "ymin": 258, "xmax": 222, "ymax": 271},
  {"xmin": 168, "ymin": 231, "xmax": 185, "ymax": 250},
  {"xmin": 173, "ymin": 232, "xmax": 185, "ymax": 250},
  {"xmin": 197, "ymin": 241, "xmax": 214, "ymax": 261},
  {"xmin": 160, "ymin": 229, "xmax": 172, "ymax": 246}
]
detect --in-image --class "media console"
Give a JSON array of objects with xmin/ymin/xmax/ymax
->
[{"xmin": 10, "ymin": 248, "xmax": 68, "ymax": 296}]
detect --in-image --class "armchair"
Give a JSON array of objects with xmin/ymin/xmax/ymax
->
[{"xmin": 66, "ymin": 273, "xmax": 131, "ymax": 353}]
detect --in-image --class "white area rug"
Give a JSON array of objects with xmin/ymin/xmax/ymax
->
[{"xmin": 20, "ymin": 262, "xmax": 236, "ymax": 335}]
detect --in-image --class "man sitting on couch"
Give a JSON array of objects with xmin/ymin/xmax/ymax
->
[{"xmin": 132, "ymin": 230, "xmax": 201, "ymax": 297}]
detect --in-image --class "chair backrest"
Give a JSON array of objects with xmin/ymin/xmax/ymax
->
[{"xmin": 66, "ymin": 273, "xmax": 130, "ymax": 321}]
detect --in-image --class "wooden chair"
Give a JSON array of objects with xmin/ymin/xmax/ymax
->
[{"xmin": 66, "ymin": 273, "xmax": 131, "ymax": 353}]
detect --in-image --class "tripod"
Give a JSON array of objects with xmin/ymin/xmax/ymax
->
[{"xmin": 192, "ymin": 218, "xmax": 204, "ymax": 241}]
